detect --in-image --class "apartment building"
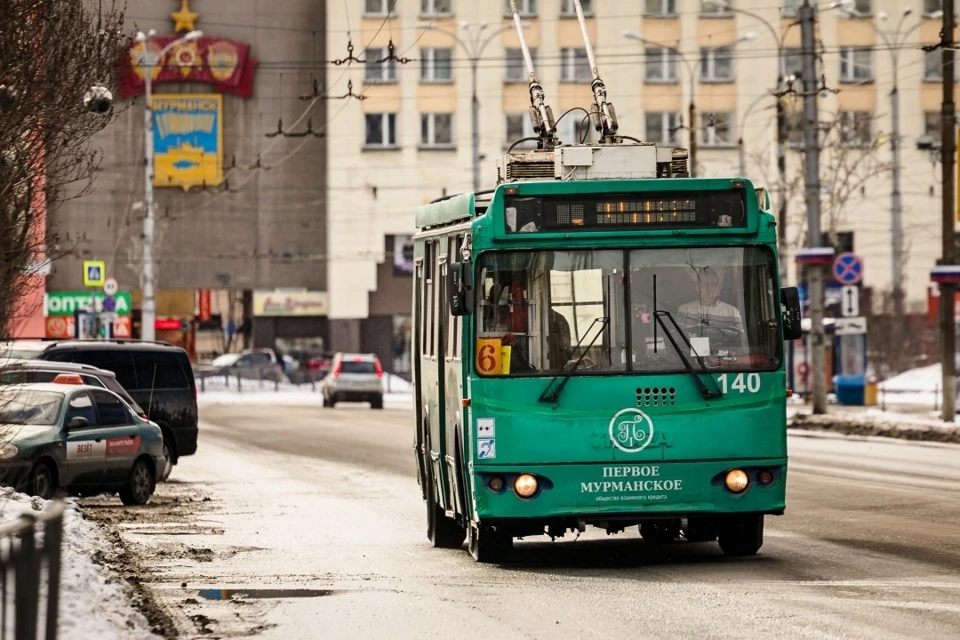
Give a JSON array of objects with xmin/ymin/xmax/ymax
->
[{"xmin": 325, "ymin": 0, "xmax": 955, "ymax": 367}]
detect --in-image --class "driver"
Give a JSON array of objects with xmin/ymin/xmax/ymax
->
[{"xmin": 677, "ymin": 268, "xmax": 747, "ymax": 352}]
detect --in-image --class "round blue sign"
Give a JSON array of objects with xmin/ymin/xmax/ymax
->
[
  {"xmin": 832, "ymin": 252, "xmax": 863, "ymax": 285},
  {"xmin": 101, "ymin": 296, "xmax": 116, "ymax": 312}
]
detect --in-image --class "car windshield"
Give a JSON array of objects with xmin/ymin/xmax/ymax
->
[
  {"xmin": 211, "ymin": 354, "xmax": 241, "ymax": 367},
  {"xmin": 0, "ymin": 343, "xmax": 47, "ymax": 359},
  {"xmin": 474, "ymin": 247, "xmax": 781, "ymax": 376},
  {"xmin": 0, "ymin": 389, "xmax": 64, "ymax": 426}
]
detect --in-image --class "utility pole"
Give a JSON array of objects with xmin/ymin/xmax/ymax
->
[
  {"xmin": 799, "ymin": 1, "xmax": 827, "ymax": 414},
  {"xmin": 940, "ymin": 0, "xmax": 956, "ymax": 420},
  {"xmin": 890, "ymin": 60, "xmax": 904, "ymax": 322},
  {"xmin": 470, "ymin": 56, "xmax": 480, "ymax": 193},
  {"xmin": 776, "ymin": 83, "xmax": 788, "ymax": 279}
]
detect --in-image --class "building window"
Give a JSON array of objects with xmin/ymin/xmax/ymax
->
[
  {"xmin": 701, "ymin": 0, "xmax": 732, "ymax": 16},
  {"xmin": 700, "ymin": 112, "xmax": 734, "ymax": 147},
  {"xmin": 560, "ymin": 0, "xmax": 592, "ymax": 16},
  {"xmin": 364, "ymin": 0, "xmax": 395, "ymax": 17},
  {"xmin": 421, "ymin": 0, "xmax": 452, "ymax": 16},
  {"xmin": 839, "ymin": 111, "xmax": 873, "ymax": 146},
  {"xmin": 780, "ymin": 47, "xmax": 804, "ymax": 79},
  {"xmin": 420, "ymin": 113, "xmax": 454, "ymax": 148},
  {"xmin": 645, "ymin": 47, "xmax": 677, "ymax": 83},
  {"xmin": 700, "ymin": 46, "xmax": 734, "ymax": 82},
  {"xmin": 922, "ymin": 52, "xmax": 956, "ymax": 81},
  {"xmin": 505, "ymin": 47, "xmax": 536, "ymax": 82},
  {"xmin": 420, "ymin": 48, "xmax": 453, "ymax": 83},
  {"xmin": 924, "ymin": 111, "xmax": 942, "ymax": 145},
  {"xmin": 364, "ymin": 47, "xmax": 397, "ymax": 84},
  {"xmin": 645, "ymin": 112, "xmax": 679, "ymax": 144},
  {"xmin": 924, "ymin": 0, "xmax": 945, "ymax": 15},
  {"xmin": 505, "ymin": 113, "xmax": 536, "ymax": 148},
  {"xmin": 644, "ymin": 0, "xmax": 676, "ymax": 16},
  {"xmin": 365, "ymin": 113, "xmax": 397, "ymax": 148},
  {"xmin": 845, "ymin": 0, "xmax": 871, "ymax": 14},
  {"xmin": 560, "ymin": 114, "xmax": 596, "ymax": 145},
  {"xmin": 840, "ymin": 47, "xmax": 873, "ymax": 82},
  {"xmin": 783, "ymin": 0, "xmax": 800, "ymax": 17},
  {"xmin": 505, "ymin": 0, "xmax": 537, "ymax": 17},
  {"xmin": 560, "ymin": 47, "xmax": 591, "ymax": 83},
  {"xmin": 785, "ymin": 108, "xmax": 804, "ymax": 146}
]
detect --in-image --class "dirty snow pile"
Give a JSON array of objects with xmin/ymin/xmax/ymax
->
[{"xmin": 0, "ymin": 490, "xmax": 154, "ymax": 639}]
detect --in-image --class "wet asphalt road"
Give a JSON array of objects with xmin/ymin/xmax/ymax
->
[{"xmin": 125, "ymin": 400, "xmax": 960, "ymax": 639}]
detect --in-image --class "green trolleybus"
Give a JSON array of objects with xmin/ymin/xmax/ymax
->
[{"xmin": 411, "ymin": 142, "xmax": 804, "ymax": 563}]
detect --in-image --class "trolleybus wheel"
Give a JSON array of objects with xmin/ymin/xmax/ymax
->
[
  {"xmin": 718, "ymin": 514, "xmax": 764, "ymax": 557},
  {"xmin": 640, "ymin": 520, "xmax": 680, "ymax": 545},
  {"xmin": 467, "ymin": 522, "xmax": 512, "ymax": 563}
]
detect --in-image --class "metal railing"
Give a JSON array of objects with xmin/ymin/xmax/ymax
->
[
  {"xmin": 194, "ymin": 369, "xmax": 411, "ymax": 394},
  {"xmin": 0, "ymin": 500, "xmax": 65, "ymax": 640},
  {"xmin": 878, "ymin": 385, "xmax": 943, "ymax": 413}
]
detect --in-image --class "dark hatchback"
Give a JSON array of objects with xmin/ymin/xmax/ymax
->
[{"xmin": 25, "ymin": 341, "xmax": 198, "ymax": 477}]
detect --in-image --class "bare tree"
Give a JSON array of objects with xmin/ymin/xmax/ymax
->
[{"xmin": 0, "ymin": 0, "xmax": 132, "ymax": 340}]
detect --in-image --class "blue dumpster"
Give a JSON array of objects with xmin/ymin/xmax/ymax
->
[{"xmin": 834, "ymin": 373, "xmax": 865, "ymax": 406}]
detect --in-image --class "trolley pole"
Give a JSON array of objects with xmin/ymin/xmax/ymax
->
[
  {"xmin": 800, "ymin": 1, "xmax": 827, "ymax": 414},
  {"xmin": 939, "ymin": 0, "xmax": 956, "ymax": 421}
]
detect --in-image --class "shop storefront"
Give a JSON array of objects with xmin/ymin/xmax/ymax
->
[
  {"xmin": 44, "ymin": 291, "xmax": 133, "ymax": 339},
  {"xmin": 252, "ymin": 290, "xmax": 329, "ymax": 367}
]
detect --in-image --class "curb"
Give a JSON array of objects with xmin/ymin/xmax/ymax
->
[{"xmin": 789, "ymin": 413, "xmax": 960, "ymax": 445}]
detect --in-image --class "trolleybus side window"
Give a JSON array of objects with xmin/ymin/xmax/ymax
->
[{"xmin": 422, "ymin": 241, "xmax": 436, "ymax": 357}]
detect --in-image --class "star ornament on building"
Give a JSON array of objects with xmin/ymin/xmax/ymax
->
[{"xmin": 171, "ymin": 0, "xmax": 199, "ymax": 33}]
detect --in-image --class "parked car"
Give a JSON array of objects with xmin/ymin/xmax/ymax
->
[
  {"xmin": 321, "ymin": 353, "xmax": 384, "ymax": 409},
  {"xmin": 195, "ymin": 349, "xmax": 285, "ymax": 383},
  {"xmin": 11, "ymin": 340, "xmax": 198, "ymax": 480},
  {"xmin": 0, "ymin": 359, "xmax": 175, "ymax": 480},
  {"xmin": 0, "ymin": 375, "xmax": 165, "ymax": 504}
]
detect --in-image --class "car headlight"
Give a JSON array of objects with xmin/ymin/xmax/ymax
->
[{"xmin": 0, "ymin": 445, "xmax": 19, "ymax": 460}]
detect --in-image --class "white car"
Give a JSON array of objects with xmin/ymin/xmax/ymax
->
[{"xmin": 321, "ymin": 353, "xmax": 384, "ymax": 409}]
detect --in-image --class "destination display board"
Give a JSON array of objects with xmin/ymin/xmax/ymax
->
[{"xmin": 503, "ymin": 190, "xmax": 747, "ymax": 233}]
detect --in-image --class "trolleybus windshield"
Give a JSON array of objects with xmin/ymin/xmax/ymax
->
[{"xmin": 475, "ymin": 246, "xmax": 781, "ymax": 376}]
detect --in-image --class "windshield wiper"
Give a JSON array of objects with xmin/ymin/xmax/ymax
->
[
  {"xmin": 651, "ymin": 275, "xmax": 723, "ymax": 400},
  {"xmin": 539, "ymin": 317, "xmax": 610, "ymax": 404}
]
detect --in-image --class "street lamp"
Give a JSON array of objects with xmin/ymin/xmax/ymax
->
[
  {"xmin": 623, "ymin": 30, "xmax": 755, "ymax": 178},
  {"xmin": 416, "ymin": 21, "xmax": 529, "ymax": 194},
  {"xmin": 134, "ymin": 28, "xmax": 202, "ymax": 342},
  {"xmin": 838, "ymin": 7, "xmax": 922, "ymax": 323}
]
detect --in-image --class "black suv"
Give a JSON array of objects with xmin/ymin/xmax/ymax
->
[{"xmin": 23, "ymin": 340, "xmax": 198, "ymax": 480}]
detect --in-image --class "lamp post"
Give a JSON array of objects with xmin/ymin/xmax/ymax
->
[
  {"xmin": 624, "ymin": 30, "xmax": 756, "ymax": 178},
  {"xmin": 417, "ymin": 21, "xmax": 528, "ymax": 194},
  {"xmin": 839, "ymin": 7, "xmax": 924, "ymax": 323},
  {"xmin": 134, "ymin": 28, "xmax": 202, "ymax": 342},
  {"xmin": 738, "ymin": 92, "xmax": 770, "ymax": 176}
]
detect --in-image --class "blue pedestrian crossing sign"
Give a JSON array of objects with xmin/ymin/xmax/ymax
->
[
  {"xmin": 82, "ymin": 260, "xmax": 106, "ymax": 287},
  {"xmin": 832, "ymin": 252, "xmax": 863, "ymax": 286}
]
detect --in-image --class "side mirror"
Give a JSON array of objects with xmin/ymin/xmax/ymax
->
[
  {"xmin": 780, "ymin": 287, "xmax": 803, "ymax": 341},
  {"xmin": 67, "ymin": 416, "xmax": 88, "ymax": 430},
  {"xmin": 448, "ymin": 262, "xmax": 475, "ymax": 317}
]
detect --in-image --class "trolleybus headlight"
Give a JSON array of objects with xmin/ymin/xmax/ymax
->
[
  {"xmin": 514, "ymin": 473, "xmax": 538, "ymax": 498},
  {"xmin": 724, "ymin": 469, "xmax": 749, "ymax": 493},
  {"xmin": 488, "ymin": 476, "xmax": 504, "ymax": 491},
  {"xmin": 758, "ymin": 469, "xmax": 774, "ymax": 486}
]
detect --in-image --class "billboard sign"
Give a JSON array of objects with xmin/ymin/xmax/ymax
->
[
  {"xmin": 393, "ymin": 235, "xmax": 414, "ymax": 276},
  {"xmin": 152, "ymin": 94, "xmax": 223, "ymax": 190},
  {"xmin": 253, "ymin": 291, "xmax": 328, "ymax": 317}
]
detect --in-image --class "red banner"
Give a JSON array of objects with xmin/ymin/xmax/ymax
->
[
  {"xmin": 198, "ymin": 290, "xmax": 211, "ymax": 322},
  {"xmin": 117, "ymin": 36, "xmax": 257, "ymax": 99}
]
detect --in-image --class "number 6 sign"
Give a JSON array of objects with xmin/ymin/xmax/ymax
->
[{"xmin": 475, "ymin": 338, "xmax": 502, "ymax": 375}]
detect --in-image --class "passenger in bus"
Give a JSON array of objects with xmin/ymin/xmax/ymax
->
[
  {"xmin": 677, "ymin": 267, "xmax": 748, "ymax": 353},
  {"xmin": 546, "ymin": 308, "xmax": 573, "ymax": 370}
]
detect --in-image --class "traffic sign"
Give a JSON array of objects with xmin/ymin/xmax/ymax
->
[
  {"xmin": 841, "ymin": 285, "xmax": 859, "ymax": 317},
  {"xmin": 82, "ymin": 260, "xmax": 105, "ymax": 287},
  {"xmin": 834, "ymin": 316, "xmax": 867, "ymax": 336},
  {"xmin": 102, "ymin": 296, "xmax": 116, "ymax": 313},
  {"xmin": 832, "ymin": 252, "xmax": 863, "ymax": 285},
  {"xmin": 103, "ymin": 277, "xmax": 118, "ymax": 296}
]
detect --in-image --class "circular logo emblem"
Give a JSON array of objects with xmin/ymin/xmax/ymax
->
[{"xmin": 608, "ymin": 408, "xmax": 655, "ymax": 453}]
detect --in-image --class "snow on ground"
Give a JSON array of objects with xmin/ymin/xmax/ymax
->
[
  {"xmin": 197, "ymin": 373, "xmax": 413, "ymax": 408},
  {"xmin": 877, "ymin": 364, "xmax": 945, "ymax": 408},
  {"xmin": 0, "ymin": 490, "xmax": 153, "ymax": 639}
]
